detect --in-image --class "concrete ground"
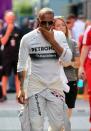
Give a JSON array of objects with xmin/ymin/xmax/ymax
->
[{"xmin": 0, "ymin": 93, "xmax": 90, "ymax": 131}]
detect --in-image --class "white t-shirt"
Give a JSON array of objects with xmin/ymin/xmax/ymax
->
[{"xmin": 17, "ymin": 29, "xmax": 72, "ymax": 96}]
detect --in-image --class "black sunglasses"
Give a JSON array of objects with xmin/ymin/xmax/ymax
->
[{"xmin": 40, "ymin": 21, "xmax": 54, "ymax": 26}]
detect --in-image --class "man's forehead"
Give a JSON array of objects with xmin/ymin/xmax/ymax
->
[
  {"xmin": 5, "ymin": 12, "xmax": 15, "ymax": 17},
  {"xmin": 39, "ymin": 13, "xmax": 54, "ymax": 20}
]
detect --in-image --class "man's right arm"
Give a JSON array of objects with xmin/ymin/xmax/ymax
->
[
  {"xmin": 17, "ymin": 71, "xmax": 26, "ymax": 104},
  {"xmin": 18, "ymin": 71, "xmax": 26, "ymax": 90},
  {"xmin": 17, "ymin": 36, "xmax": 29, "ymax": 104}
]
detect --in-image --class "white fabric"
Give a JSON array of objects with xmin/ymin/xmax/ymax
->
[
  {"xmin": 72, "ymin": 20, "xmax": 85, "ymax": 42},
  {"xmin": 59, "ymin": 64, "xmax": 70, "ymax": 92},
  {"xmin": 19, "ymin": 89, "xmax": 71, "ymax": 131},
  {"xmin": 17, "ymin": 29, "xmax": 72, "ymax": 96}
]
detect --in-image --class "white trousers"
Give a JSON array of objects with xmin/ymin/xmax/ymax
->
[{"xmin": 19, "ymin": 89, "xmax": 71, "ymax": 131}]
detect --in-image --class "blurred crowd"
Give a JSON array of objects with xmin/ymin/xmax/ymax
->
[
  {"xmin": 0, "ymin": 11, "xmax": 36, "ymax": 102},
  {"xmin": 0, "ymin": 11, "xmax": 21, "ymax": 101}
]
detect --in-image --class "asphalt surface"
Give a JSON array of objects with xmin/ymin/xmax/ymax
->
[{"xmin": 0, "ymin": 94, "xmax": 90, "ymax": 131}]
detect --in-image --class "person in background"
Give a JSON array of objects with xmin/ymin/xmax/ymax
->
[
  {"xmin": 72, "ymin": 14, "xmax": 85, "ymax": 42},
  {"xmin": 0, "ymin": 19, "xmax": 4, "ymax": 101},
  {"xmin": 21, "ymin": 17, "xmax": 34, "ymax": 36},
  {"xmin": 0, "ymin": 10, "xmax": 22, "ymax": 101},
  {"xmin": 66, "ymin": 14, "xmax": 76, "ymax": 38},
  {"xmin": 54, "ymin": 16, "xmax": 80, "ymax": 118},
  {"xmin": 0, "ymin": 19, "xmax": 3, "ymax": 35},
  {"xmin": 17, "ymin": 8, "xmax": 72, "ymax": 131},
  {"xmin": 0, "ymin": 47, "xmax": 3, "ymax": 102},
  {"xmin": 78, "ymin": 19, "xmax": 91, "ymax": 100},
  {"xmin": 78, "ymin": 19, "xmax": 91, "ymax": 52},
  {"xmin": 78, "ymin": 25, "xmax": 91, "ymax": 123}
]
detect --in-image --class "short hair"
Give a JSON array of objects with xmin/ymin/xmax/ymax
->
[
  {"xmin": 38, "ymin": 7, "xmax": 54, "ymax": 19},
  {"xmin": 4, "ymin": 10, "xmax": 15, "ymax": 17},
  {"xmin": 67, "ymin": 14, "xmax": 76, "ymax": 20}
]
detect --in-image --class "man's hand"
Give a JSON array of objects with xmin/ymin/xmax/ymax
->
[
  {"xmin": 17, "ymin": 89, "xmax": 26, "ymax": 104},
  {"xmin": 39, "ymin": 27, "xmax": 55, "ymax": 44},
  {"xmin": 39, "ymin": 27, "xmax": 64, "ymax": 56}
]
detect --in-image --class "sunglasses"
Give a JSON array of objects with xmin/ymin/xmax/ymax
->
[{"xmin": 40, "ymin": 21, "xmax": 54, "ymax": 26}]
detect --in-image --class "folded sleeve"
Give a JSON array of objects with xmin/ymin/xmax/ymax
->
[{"xmin": 17, "ymin": 35, "xmax": 29, "ymax": 72}]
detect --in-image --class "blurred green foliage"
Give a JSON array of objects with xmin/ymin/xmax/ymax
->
[
  {"xmin": 13, "ymin": 0, "xmax": 33, "ymax": 16},
  {"xmin": 18, "ymin": 4, "xmax": 33, "ymax": 16}
]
